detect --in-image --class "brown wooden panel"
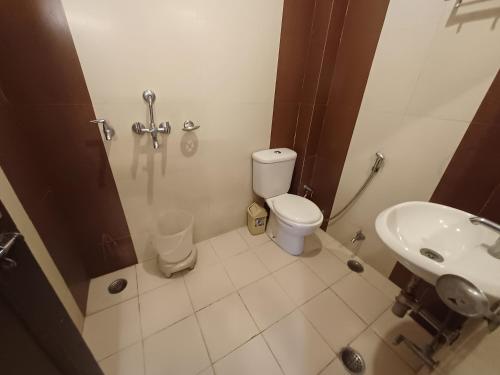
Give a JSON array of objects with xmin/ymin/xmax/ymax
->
[
  {"xmin": 0, "ymin": 0, "xmax": 137, "ymax": 312},
  {"xmin": 311, "ymin": 0, "xmax": 390, "ymax": 225},
  {"xmin": 431, "ymin": 71, "xmax": 500, "ymax": 221}
]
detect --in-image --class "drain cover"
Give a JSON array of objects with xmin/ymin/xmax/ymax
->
[
  {"xmin": 347, "ymin": 260, "xmax": 364, "ymax": 273},
  {"xmin": 420, "ymin": 248, "xmax": 444, "ymax": 263},
  {"xmin": 340, "ymin": 347, "xmax": 365, "ymax": 374},
  {"xmin": 108, "ymin": 278, "xmax": 128, "ymax": 294}
]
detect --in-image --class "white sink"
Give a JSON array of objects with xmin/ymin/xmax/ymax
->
[{"xmin": 375, "ymin": 201, "xmax": 500, "ymax": 300}]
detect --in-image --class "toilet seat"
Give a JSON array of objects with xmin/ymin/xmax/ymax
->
[{"xmin": 270, "ymin": 194, "xmax": 322, "ymax": 224}]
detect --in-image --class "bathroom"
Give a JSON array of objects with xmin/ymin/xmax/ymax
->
[{"xmin": 0, "ymin": 0, "xmax": 499, "ymax": 374}]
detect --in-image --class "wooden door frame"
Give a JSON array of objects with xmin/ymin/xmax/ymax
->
[{"xmin": 0, "ymin": 200, "xmax": 103, "ymax": 375}]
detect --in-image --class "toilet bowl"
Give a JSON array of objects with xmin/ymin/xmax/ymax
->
[
  {"xmin": 265, "ymin": 194, "xmax": 323, "ymax": 255},
  {"xmin": 252, "ymin": 148, "xmax": 323, "ymax": 255}
]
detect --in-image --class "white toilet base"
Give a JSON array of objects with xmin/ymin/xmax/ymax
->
[
  {"xmin": 266, "ymin": 211, "xmax": 318, "ymax": 255},
  {"xmin": 158, "ymin": 246, "xmax": 198, "ymax": 278}
]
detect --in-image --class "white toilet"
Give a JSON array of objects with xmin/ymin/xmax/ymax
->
[{"xmin": 252, "ymin": 148, "xmax": 323, "ymax": 255}]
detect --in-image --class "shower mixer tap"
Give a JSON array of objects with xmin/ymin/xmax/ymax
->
[{"xmin": 132, "ymin": 90, "xmax": 171, "ymax": 149}]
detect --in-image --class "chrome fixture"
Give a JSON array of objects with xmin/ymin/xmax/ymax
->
[
  {"xmin": 469, "ymin": 216, "xmax": 500, "ymax": 233},
  {"xmin": 303, "ymin": 185, "xmax": 313, "ymax": 199},
  {"xmin": 108, "ymin": 278, "xmax": 128, "ymax": 294},
  {"xmin": 391, "ymin": 275, "xmax": 462, "ymax": 370},
  {"xmin": 351, "ymin": 230, "xmax": 366, "ymax": 244},
  {"xmin": 132, "ymin": 90, "xmax": 171, "ymax": 149},
  {"xmin": 0, "ymin": 232, "xmax": 22, "ymax": 269},
  {"xmin": 182, "ymin": 120, "xmax": 200, "ymax": 132},
  {"xmin": 328, "ymin": 152, "xmax": 385, "ymax": 223},
  {"xmin": 339, "ymin": 347, "xmax": 365, "ymax": 374},
  {"xmin": 436, "ymin": 274, "xmax": 500, "ymax": 331},
  {"xmin": 394, "ymin": 334, "xmax": 439, "ymax": 370},
  {"xmin": 90, "ymin": 119, "xmax": 115, "ymax": 141}
]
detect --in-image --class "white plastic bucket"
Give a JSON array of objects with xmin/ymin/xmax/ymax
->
[{"xmin": 154, "ymin": 209, "xmax": 194, "ymax": 264}]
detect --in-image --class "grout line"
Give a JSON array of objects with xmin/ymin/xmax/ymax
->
[
  {"xmin": 182, "ymin": 275, "xmax": 215, "ymax": 365},
  {"xmin": 133, "ymin": 264, "xmax": 148, "ymax": 375},
  {"xmin": 369, "ymin": 306, "xmax": 425, "ymax": 372}
]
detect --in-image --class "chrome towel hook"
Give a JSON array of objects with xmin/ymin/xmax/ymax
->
[{"xmin": 90, "ymin": 119, "xmax": 115, "ymax": 141}]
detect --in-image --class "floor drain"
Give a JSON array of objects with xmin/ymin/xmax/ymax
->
[
  {"xmin": 347, "ymin": 260, "xmax": 364, "ymax": 273},
  {"xmin": 340, "ymin": 347, "xmax": 366, "ymax": 374},
  {"xmin": 108, "ymin": 278, "xmax": 128, "ymax": 294}
]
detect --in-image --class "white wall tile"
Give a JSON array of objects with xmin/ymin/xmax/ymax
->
[
  {"xmin": 328, "ymin": 0, "xmax": 500, "ymax": 278},
  {"xmin": 61, "ymin": 0, "xmax": 284, "ymax": 261},
  {"xmin": 329, "ymin": 111, "xmax": 470, "ymax": 275}
]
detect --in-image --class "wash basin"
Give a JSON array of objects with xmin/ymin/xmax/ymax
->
[{"xmin": 375, "ymin": 201, "xmax": 500, "ymax": 300}]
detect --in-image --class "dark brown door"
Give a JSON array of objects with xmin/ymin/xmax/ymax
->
[{"xmin": 0, "ymin": 200, "xmax": 103, "ymax": 375}]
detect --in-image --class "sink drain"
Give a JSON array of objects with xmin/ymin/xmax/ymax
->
[
  {"xmin": 420, "ymin": 248, "xmax": 444, "ymax": 263},
  {"xmin": 340, "ymin": 347, "xmax": 365, "ymax": 374},
  {"xmin": 108, "ymin": 278, "xmax": 128, "ymax": 294},
  {"xmin": 347, "ymin": 260, "xmax": 364, "ymax": 273}
]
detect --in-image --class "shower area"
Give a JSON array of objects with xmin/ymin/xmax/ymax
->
[{"xmin": 1, "ymin": 0, "xmax": 500, "ymax": 375}]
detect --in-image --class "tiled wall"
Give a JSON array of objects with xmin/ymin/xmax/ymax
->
[
  {"xmin": 327, "ymin": 0, "xmax": 500, "ymax": 275},
  {"xmin": 269, "ymin": 0, "xmax": 390, "ymax": 221},
  {"xmin": 0, "ymin": 0, "xmax": 135, "ymax": 312},
  {"xmin": 270, "ymin": 0, "xmax": 348, "ymax": 196},
  {"xmin": 61, "ymin": 0, "xmax": 284, "ymax": 261},
  {"xmin": 432, "ymin": 70, "xmax": 500, "ymax": 222}
]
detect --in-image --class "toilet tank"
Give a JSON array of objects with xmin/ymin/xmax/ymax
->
[{"xmin": 252, "ymin": 148, "xmax": 297, "ymax": 199}]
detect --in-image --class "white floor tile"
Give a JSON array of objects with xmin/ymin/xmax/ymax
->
[
  {"xmin": 264, "ymin": 310, "xmax": 334, "ymax": 375},
  {"xmin": 214, "ymin": 335, "xmax": 282, "ymax": 375},
  {"xmin": 300, "ymin": 247, "xmax": 350, "ymax": 286},
  {"xmin": 274, "ymin": 261, "xmax": 326, "ymax": 305},
  {"xmin": 238, "ymin": 226, "xmax": 270, "ymax": 248},
  {"xmin": 87, "ymin": 266, "xmax": 138, "ymax": 315},
  {"xmin": 83, "ymin": 298, "xmax": 142, "ymax": 360},
  {"xmin": 331, "ymin": 273, "xmax": 392, "ymax": 324},
  {"xmin": 314, "ymin": 229, "xmax": 344, "ymax": 250},
  {"xmin": 239, "ymin": 275, "xmax": 295, "ymax": 330},
  {"xmin": 319, "ymin": 358, "xmax": 348, "ymax": 375},
  {"xmin": 197, "ymin": 293, "xmax": 258, "ymax": 361},
  {"xmin": 197, "ymin": 367, "xmax": 214, "ymax": 375},
  {"xmin": 143, "ymin": 315, "xmax": 210, "ymax": 375},
  {"xmin": 371, "ymin": 308, "xmax": 432, "ymax": 371},
  {"xmin": 349, "ymin": 329, "xmax": 414, "ymax": 375},
  {"xmin": 210, "ymin": 230, "xmax": 248, "ymax": 260},
  {"xmin": 360, "ymin": 262, "xmax": 400, "ymax": 300},
  {"xmin": 301, "ymin": 290, "xmax": 366, "ymax": 353},
  {"xmin": 136, "ymin": 259, "xmax": 173, "ymax": 295},
  {"xmin": 184, "ymin": 263, "xmax": 235, "ymax": 310},
  {"xmin": 139, "ymin": 278, "xmax": 193, "ymax": 337},
  {"xmin": 99, "ymin": 342, "xmax": 144, "ymax": 375},
  {"xmin": 195, "ymin": 240, "xmax": 220, "ymax": 270},
  {"xmin": 253, "ymin": 241, "xmax": 297, "ymax": 272},
  {"xmin": 223, "ymin": 251, "xmax": 269, "ymax": 289},
  {"xmin": 319, "ymin": 359, "xmax": 349, "ymax": 375}
]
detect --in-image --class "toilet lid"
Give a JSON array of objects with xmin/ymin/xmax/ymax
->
[{"xmin": 273, "ymin": 194, "xmax": 322, "ymax": 224}]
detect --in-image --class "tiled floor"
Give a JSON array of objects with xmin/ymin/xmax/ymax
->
[{"xmin": 83, "ymin": 227, "xmax": 429, "ymax": 375}]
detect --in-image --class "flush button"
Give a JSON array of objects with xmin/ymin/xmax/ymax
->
[{"xmin": 274, "ymin": 150, "xmax": 282, "ymax": 154}]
